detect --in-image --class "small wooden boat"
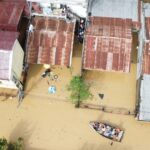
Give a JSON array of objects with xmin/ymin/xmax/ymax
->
[{"xmin": 89, "ymin": 121, "xmax": 124, "ymax": 142}]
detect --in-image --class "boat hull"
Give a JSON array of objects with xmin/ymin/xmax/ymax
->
[{"xmin": 89, "ymin": 121, "xmax": 124, "ymax": 142}]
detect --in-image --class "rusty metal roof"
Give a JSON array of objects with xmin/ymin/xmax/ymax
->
[
  {"xmin": 143, "ymin": 42, "xmax": 150, "ymax": 74},
  {"xmin": 0, "ymin": 1, "xmax": 24, "ymax": 31},
  {"xmin": 0, "ymin": 31, "xmax": 18, "ymax": 50},
  {"xmin": 0, "ymin": 31, "xmax": 18, "ymax": 80},
  {"xmin": 142, "ymin": 18, "xmax": 150, "ymax": 75},
  {"xmin": 27, "ymin": 17, "xmax": 75, "ymax": 66},
  {"xmin": 88, "ymin": 0, "xmax": 141, "ymax": 31},
  {"xmin": 145, "ymin": 18, "xmax": 150, "ymax": 40},
  {"xmin": 83, "ymin": 17, "xmax": 132, "ymax": 73}
]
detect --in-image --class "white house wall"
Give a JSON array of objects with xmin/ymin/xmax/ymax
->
[
  {"xmin": 0, "ymin": 50, "xmax": 12, "ymax": 80},
  {"xmin": 11, "ymin": 40, "xmax": 24, "ymax": 81},
  {"xmin": 0, "ymin": 79, "xmax": 17, "ymax": 89}
]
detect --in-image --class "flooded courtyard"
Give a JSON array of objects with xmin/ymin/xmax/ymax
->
[{"xmin": 0, "ymin": 95, "xmax": 150, "ymax": 150}]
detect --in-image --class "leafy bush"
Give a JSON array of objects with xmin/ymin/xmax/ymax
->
[
  {"xmin": 0, "ymin": 138, "xmax": 24, "ymax": 150},
  {"xmin": 0, "ymin": 138, "xmax": 8, "ymax": 150},
  {"xmin": 68, "ymin": 76, "xmax": 92, "ymax": 107}
]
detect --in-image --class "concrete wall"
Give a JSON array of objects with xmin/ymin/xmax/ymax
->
[
  {"xmin": 11, "ymin": 40, "xmax": 24, "ymax": 81},
  {"xmin": 0, "ymin": 80, "xmax": 17, "ymax": 89},
  {"xmin": 0, "ymin": 40, "xmax": 24, "ymax": 89},
  {"xmin": 137, "ymin": 2, "xmax": 145, "ymax": 80}
]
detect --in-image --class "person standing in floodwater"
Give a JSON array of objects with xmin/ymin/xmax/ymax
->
[
  {"xmin": 41, "ymin": 68, "xmax": 51, "ymax": 78},
  {"xmin": 18, "ymin": 89, "xmax": 24, "ymax": 102}
]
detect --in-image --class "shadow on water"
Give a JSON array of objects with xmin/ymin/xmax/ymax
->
[
  {"xmin": 79, "ymin": 142, "xmax": 131, "ymax": 150},
  {"xmin": 9, "ymin": 120, "xmax": 47, "ymax": 150},
  {"xmin": 24, "ymin": 64, "xmax": 44, "ymax": 93}
]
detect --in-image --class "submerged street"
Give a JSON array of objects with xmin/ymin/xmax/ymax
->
[{"xmin": 0, "ymin": 96, "xmax": 150, "ymax": 150}]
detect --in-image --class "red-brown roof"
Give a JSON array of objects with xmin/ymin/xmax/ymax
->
[
  {"xmin": 82, "ymin": 17, "xmax": 132, "ymax": 73},
  {"xmin": 143, "ymin": 18, "xmax": 150, "ymax": 74},
  {"xmin": 27, "ymin": 17, "xmax": 75, "ymax": 66},
  {"xmin": 0, "ymin": 2, "xmax": 24, "ymax": 31},
  {"xmin": 143, "ymin": 42, "xmax": 150, "ymax": 74},
  {"xmin": 145, "ymin": 18, "xmax": 150, "ymax": 40},
  {"xmin": 0, "ymin": 31, "xmax": 19, "ymax": 50}
]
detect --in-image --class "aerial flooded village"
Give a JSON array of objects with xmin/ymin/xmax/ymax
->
[{"xmin": 1, "ymin": 0, "xmax": 150, "ymax": 150}]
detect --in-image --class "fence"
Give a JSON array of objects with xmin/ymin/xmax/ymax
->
[{"xmin": 80, "ymin": 103, "xmax": 136, "ymax": 115}]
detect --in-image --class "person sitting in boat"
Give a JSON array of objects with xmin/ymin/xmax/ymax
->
[
  {"xmin": 93, "ymin": 122, "xmax": 100, "ymax": 131},
  {"xmin": 111, "ymin": 128, "xmax": 120, "ymax": 139},
  {"xmin": 106, "ymin": 125, "xmax": 111, "ymax": 131},
  {"xmin": 115, "ymin": 128, "xmax": 121, "ymax": 133},
  {"xmin": 101, "ymin": 124, "xmax": 106, "ymax": 132},
  {"xmin": 104, "ymin": 129, "xmax": 112, "ymax": 137},
  {"xmin": 111, "ymin": 129, "xmax": 116, "ymax": 135}
]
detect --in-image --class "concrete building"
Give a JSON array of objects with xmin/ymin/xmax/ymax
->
[
  {"xmin": 82, "ymin": 0, "xmax": 141, "ymax": 73},
  {"xmin": 138, "ymin": 3, "xmax": 150, "ymax": 121},
  {"xmin": 26, "ymin": 16, "xmax": 75, "ymax": 66},
  {"xmin": 0, "ymin": 31, "xmax": 24, "ymax": 89}
]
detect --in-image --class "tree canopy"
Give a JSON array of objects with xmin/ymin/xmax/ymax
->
[
  {"xmin": 0, "ymin": 137, "xmax": 24, "ymax": 150},
  {"xmin": 68, "ymin": 76, "xmax": 92, "ymax": 107}
]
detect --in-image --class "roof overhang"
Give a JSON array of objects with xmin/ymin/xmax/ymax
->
[{"xmin": 26, "ymin": 0, "xmax": 87, "ymax": 6}]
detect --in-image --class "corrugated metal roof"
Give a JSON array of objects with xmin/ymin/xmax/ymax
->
[
  {"xmin": 27, "ymin": 17, "xmax": 75, "ymax": 66},
  {"xmin": 145, "ymin": 18, "xmax": 150, "ymax": 39},
  {"xmin": 143, "ymin": 42, "xmax": 150, "ymax": 74},
  {"xmin": 0, "ymin": 1, "xmax": 24, "ymax": 31},
  {"xmin": 139, "ymin": 74, "xmax": 150, "ymax": 121},
  {"xmin": 143, "ymin": 17, "xmax": 150, "ymax": 75},
  {"xmin": 0, "ymin": 31, "xmax": 19, "ymax": 51},
  {"xmin": 88, "ymin": 0, "xmax": 141, "ymax": 31},
  {"xmin": 0, "ymin": 31, "xmax": 18, "ymax": 80},
  {"xmin": 89, "ymin": 0, "xmax": 139, "ymax": 22},
  {"xmin": 83, "ymin": 17, "xmax": 132, "ymax": 73}
]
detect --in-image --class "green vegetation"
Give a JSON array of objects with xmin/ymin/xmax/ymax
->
[
  {"xmin": 68, "ymin": 76, "xmax": 92, "ymax": 107},
  {"xmin": 0, "ymin": 138, "xmax": 7, "ymax": 150},
  {"xmin": 0, "ymin": 137, "xmax": 24, "ymax": 150}
]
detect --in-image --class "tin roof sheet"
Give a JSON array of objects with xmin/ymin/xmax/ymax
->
[
  {"xmin": 0, "ymin": 31, "xmax": 18, "ymax": 51},
  {"xmin": 143, "ymin": 42, "xmax": 150, "ymax": 74},
  {"xmin": 27, "ymin": 17, "xmax": 75, "ymax": 66},
  {"xmin": 89, "ymin": 0, "xmax": 139, "ymax": 22},
  {"xmin": 142, "ymin": 17, "xmax": 150, "ymax": 75},
  {"xmin": 88, "ymin": 0, "xmax": 141, "ymax": 31},
  {"xmin": 145, "ymin": 18, "xmax": 150, "ymax": 39},
  {"xmin": 83, "ymin": 17, "xmax": 132, "ymax": 73},
  {"xmin": 0, "ymin": 1, "xmax": 24, "ymax": 31}
]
